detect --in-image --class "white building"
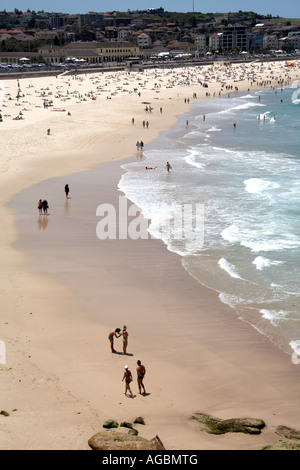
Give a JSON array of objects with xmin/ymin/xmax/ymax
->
[
  {"xmin": 288, "ymin": 32, "xmax": 300, "ymax": 50},
  {"xmin": 209, "ymin": 33, "xmax": 222, "ymax": 52},
  {"xmin": 118, "ymin": 29, "xmax": 128, "ymax": 42},
  {"xmin": 263, "ymin": 35, "xmax": 278, "ymax": 50},
  {"xmin": 137, "ymin": 33, "xmax": 152, "ymax": 48},
  {"xmin": 194, "ymin": 34, "xmax": 207, "ymax": 54}
]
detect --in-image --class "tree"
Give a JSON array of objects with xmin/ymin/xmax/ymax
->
[{"xmin": 28, "ymin": 18, "xmax": 36, "ymax": 28}]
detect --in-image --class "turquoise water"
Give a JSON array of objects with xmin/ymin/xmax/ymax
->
[{"xmin": 119, "ymin": 84, "xmax": 300, "ymax": 356}]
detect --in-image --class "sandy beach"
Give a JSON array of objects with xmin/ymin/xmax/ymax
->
[{"xmin": 1, "ymin": 61, "xmax": 300, "ymax": 450}]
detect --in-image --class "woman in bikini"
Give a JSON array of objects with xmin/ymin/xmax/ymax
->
[
  {"xmin": 120, "ymin": 325, "xmax": 128, "ymax": 355},
  {"xmin": 122, "ymin": 365, "xmax": 133, "ymax": 398}
]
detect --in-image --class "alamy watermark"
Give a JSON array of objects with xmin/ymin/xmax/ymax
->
[
  {"xmin": 291, "ymin": 80, "xmax": 300, "ymax": 105},
  {"xmin": 96, "ymin": 196, "xmax": 204, "ymax": 247}
]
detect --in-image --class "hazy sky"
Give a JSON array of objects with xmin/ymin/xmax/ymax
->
[{"xmin": 2, "ymin": 0, "xmax": 299, "ymax": 18}]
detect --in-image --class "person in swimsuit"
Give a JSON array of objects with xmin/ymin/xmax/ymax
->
[
  {"xmin": 38, "ymin": 199, "xmax": 43, "ymax": 215},
  {"xmin": 122, "ymin": 365, "xmax": 133, "ymax": 398},
  {"xmin": 136, "ymin": 360, "xmax": 146, "ymax": 395},
  {"xmin": 42, "ymin": 199, "xmax": 49, "ymax": 215},
  {"xmin": 108, "ymin": 328, "xmax": 121, "ymax": 353},
  {"xmin": 65, "ymin": 184, "xmax": 69, "ymax": 199},
  {"xmin": 120, "ymin": 325, "xmax": 128, "ymax": 355}
]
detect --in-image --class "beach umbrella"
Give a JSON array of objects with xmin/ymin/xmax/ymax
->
[{"xmin": 19, "ymin": 57, "xmax": 30, "ymax": 61}]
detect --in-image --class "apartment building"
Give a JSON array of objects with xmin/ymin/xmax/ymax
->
[
  {"xmin": 263, "ymin": 34, "xmax": 279, "ymax": 50},
  {"xmin": 194, "ymin": 34, "xmax": 207, "ymax": 54},
  {"xmin": 209, "ymin": 32, "xmax": 222, "ymax": 52},
  {"xmin": 221, "ymin": 25, "xmax": 250, "ymax": 51},
  {"xmin": 137, "ymin": 33, "xmax": 152, "ymax": 48}
]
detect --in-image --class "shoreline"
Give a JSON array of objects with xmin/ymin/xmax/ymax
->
[{"xmin": 1, "ymin": 61, "xmax": 300, "ymax": 450}]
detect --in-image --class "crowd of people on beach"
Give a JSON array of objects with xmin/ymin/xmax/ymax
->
[{"xmin": 1, "ymin": 61, "xmax": 297, "ymax": 126}]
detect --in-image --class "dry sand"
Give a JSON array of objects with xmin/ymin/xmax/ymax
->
[{"xmin": 1, "ymin": 61, "xmax": 300, "ymax": 450}]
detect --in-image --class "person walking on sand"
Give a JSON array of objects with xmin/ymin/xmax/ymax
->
[
  {"xmin": 108, "ymin": 328, "xmax": 121, "ymax": 353},
  {"xmin": 38, "ymin": 199, "xmax": 43, "ymax": 215},
  {"xmin": 42, "ymin": 199, "xmax": 49, "ymax": 215},
  {"xmin": 64, "ymin": 184, "xmax": 69, "ymax": 199},
  {"xmin": 136, "ymin": 360, "xmax": 146, "ymax": 395},
  {"xmin": 122, "ymin": 365, "xmax": 133, "ymax": 398},
  {"xmin": 120, "ymin": 325, "xmax": 128, "ymax": 355}
]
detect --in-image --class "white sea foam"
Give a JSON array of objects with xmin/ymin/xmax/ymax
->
[
  {"xmin": 218, "ymin": 257, "xmax": 244, "ymax": 280},
  {"xmin": 206, "ymin": 126, "xmax": 221, "ymax": 132},
  {"xmin": 222, "ymin": 225, "xmax": 300, "ymax": 253},
  {"xmin": 289, "ymin": 340, "xmax": 300, "ymax": 359},
  {"xmin": 232, "ymin": 102, "xmax": 266, "ymax": 111},
  {"xmin": 184, "ymin": 153, "xmax": 205, "ymax": 169},
  {"xmin": 241, "ymin": 238, "xmax": 300, "ymax": 253},
  {"xmin": 239, "ymin": 94, "xmax": 257, "ymax": 99},
  {"xmin": 253, "ymin": 256, "xmax": 283, "ymax": 270},
  {"xmin": 244, "ymin": 178, "xmax": 280, "ymax": 194},
  {"xmin": 260, "ymin": 309, "xmax": 288, "ymax": 326},
  {"xmin": 221, "ymin": 224, "xmax": 241, "ymax": 244},
  {"xmin": 219, "ymin": 101, "xmax": 265, "ymax": 113},
  {"xmin": 219, "ymin": 292, "xmax": 246, "ymax": 308}
]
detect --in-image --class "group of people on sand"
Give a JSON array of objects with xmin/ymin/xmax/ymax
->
[
  {"xmin": 109, "ymin": 326, "xmax": 147, "ymax": 398},
  {"xmin": 136, "ymin": 141, "xmax": 144, "ymax": 152},
  {"xmin": 122, "ymin": 361, "xmax": 146, "ymax": 398},
  {"xmin": 37, "ymin": 199, "xmax": 49, "ymax": 215},
  {"xmin": 108, "ymin": 325, "xmax": 128, "ymax": 354},
  {"xmin": 37, "ymin": 184, "xmax": 70, "ymax": 215}
]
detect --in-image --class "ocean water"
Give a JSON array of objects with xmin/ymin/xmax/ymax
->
[{"xmin": 118, "ymin": 84, "xmax": 300, "ymax": 356}]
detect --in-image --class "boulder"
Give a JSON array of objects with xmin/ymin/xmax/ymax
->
[
  {"xmin": 102, "ymin": 419, "xmax": 119, "ymax": 429},
  {"xmin": 191, "ymin": 412, "xmax": 265, "ymax": 435},
  {"xmin": 263, "ymin": 439, "xmax": 300, "ymax": 450},
  {"xmin": 134, "ymin": 417, "xmax": 145, "ymax": 425},
  {"xmin": 88, "ymin": 430, "xmax": 165, "ymax": 450},
  {"xmin": 128, "ymin": 428, "xmax": 138, "ymax": 436},
  {"xmin": 275, "ymin": 425, "xmax": 300, "ymax": 441},
  {"xmin": 120, "ymin": 421, "xmax": 133, "ymax": 429}
]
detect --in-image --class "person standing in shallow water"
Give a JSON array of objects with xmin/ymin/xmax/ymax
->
[
  {"xmin": 38, "ymin": 199, "xmax": 43, "ymax": 215},
  {"xmin": 65, "ymin": 184, "xmax": 69, "ymax": 199},
  {"xmin": 42, "ymin": 199, "xmax": 49, "ymax": 215}
]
